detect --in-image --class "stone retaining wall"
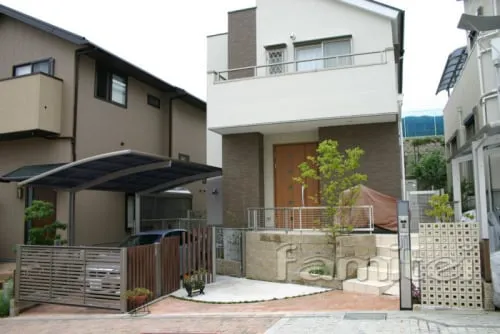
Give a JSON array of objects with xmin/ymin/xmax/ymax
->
[{"xmin": 245, "ymin": 231, "xmax": 376, "ymax": 289}]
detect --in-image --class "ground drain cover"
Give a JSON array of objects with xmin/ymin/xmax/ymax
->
[{"xmin": 343, "ymin": 313, "xmax": 387, "ymax": 320}]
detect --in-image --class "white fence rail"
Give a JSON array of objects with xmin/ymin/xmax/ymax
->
[
  {"xmin": 15, "ymin": 245, "xmax": 126, "ymax": 311},
  {"xmin": 247, "ymin": 206, "xmax": 374, "ymax": 232},
  {"xmin": 141, "ymin": 218, "xmax": 207, "ymax": 231},
  {"xmin": 211, "ymin": 49, "xmax": 389, "ymax": 82}
]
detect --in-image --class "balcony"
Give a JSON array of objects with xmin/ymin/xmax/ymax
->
[
  {"xmin": 207, "ymin": 49, "xmax": 400, "ymax": 134},
  {"xmin": 0, "ymin": 73, "xmax": 63, "ymax": 140}
]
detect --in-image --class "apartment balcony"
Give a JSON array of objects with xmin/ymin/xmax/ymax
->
[
  {"xmin": 207, "ymin": 49, "xmax": 400, "ymax": 135},
  {"xmin": 0, "ymin": 73, "xmax": 63, "ymax": 140}
]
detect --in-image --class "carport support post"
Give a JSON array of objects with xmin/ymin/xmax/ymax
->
[
  {"xmin": 69, "ymin": 192, "xmax": 76, "ymax": 246},
  {"xmin": 212, "ymin": 226, "xmax": 216, "ymax": 282},
  {"xmin": 134, "ymin": 193, "xmax": 141, "ymax": 234}
]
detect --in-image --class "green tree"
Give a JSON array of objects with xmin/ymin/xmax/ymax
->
[
  {"xmin": 294, "ymin": 140, "xmax": 367, "ymax": 277},
  {"xmin": 412, "ymin": 149, "xmax": 447, "ymax": 190},
  {"xmin": 425, "ymin": 194, "xmax": 454, "ymax": 222},
  {"xmin": 25, "ymin": 200, "xmax": 67, "ymax": 245}
]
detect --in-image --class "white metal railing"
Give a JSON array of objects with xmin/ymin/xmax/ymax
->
[
  {"xmin": 211, "ymin": 49, "xmax": 390, "ymax": 83},
  {"xmin": 141, "ymin": 218, "xmax": 207, "ymax": 231},
  {"xmin": 247, "ymin": 206, "xmax": 374, "ymax": 233}
]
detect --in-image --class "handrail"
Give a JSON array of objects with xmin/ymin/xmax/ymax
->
[{"xmin": 210, "ymin": 48, "xmax": 390, "ymax": 81}]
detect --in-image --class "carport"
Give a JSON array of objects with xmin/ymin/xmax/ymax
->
[{"xmin": 3, "ymin": 149, "xmax": 222, "ymax": 245}]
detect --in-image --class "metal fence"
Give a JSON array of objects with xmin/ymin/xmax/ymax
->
[
  {"xmin": 15, "ymin": 245, "xmax": 126, "ymax": 311},
  {"xmin": 214, "ymin": 227, "xmax": 248, "ymax": 277},
  {"xmin": 211, "ymin": 49, "xmax": 389, "ymax": 82},
  {"xmin": 407, "ymin": 190, "xmax": 441, "ymax": 232},
  {"xmin": 141, "ymin": 218, "xmax": 207, "ymax": 231},
  {"xmin": 247, "ymin": 206, "xmax": 374, "ymax": 232}
]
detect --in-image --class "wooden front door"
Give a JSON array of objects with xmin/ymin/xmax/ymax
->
[{"xmin": 274, "ymin": 143, "xmax": 319, "ymax": 229}]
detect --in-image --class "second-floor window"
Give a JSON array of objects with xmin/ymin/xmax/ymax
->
[
  {"xmin": 95, "ymin": 65, "xmax": 128, "ymax": 107},
  {"xmin": 266, "ymin": 48, "xmax": 287, "ymax": 75},
  {"xmin": 295, "ymin": 38, "xmax": 352, "ymax": 72},
  {"xmin": 13, "ymin": 58, "xmax": 54, "ymax": 77}
]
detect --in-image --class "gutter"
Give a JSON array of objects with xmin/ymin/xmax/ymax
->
[
  {"xmin": 71, "ymin": 46, "xmax": 97, "ymax": 161},
  {"xmin": 168, "ymin": 89, "xmax": 188, "ymax": 157}
]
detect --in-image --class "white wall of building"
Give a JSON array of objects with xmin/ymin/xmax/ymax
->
[
  {"xmin": 206, "ymin": 0, "xmax": 400, "ymax": 133},
  {"xmin": 207, "ymin": 59, "xmax": 399, "ymax": 132},
  {"xmin": 255, "ymin": 0, "xmax": 394, "ymax": 66},
  {"xmin": 206, "ymin": 33, "xmax": 228, "ymax": 167}
]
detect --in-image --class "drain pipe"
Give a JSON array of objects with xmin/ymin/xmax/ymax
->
[{"xmin": 168, "ymin": 89, "xmax": 188, "ymax": 157}]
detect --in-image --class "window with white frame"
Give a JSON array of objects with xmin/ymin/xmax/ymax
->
[
  {"xmin": 266, "ymin": 47, "xmax": 287, "ymax": 75},
  {"xmin": 295, "ymin": 38, "xmax": 352, "ymax": 72}
]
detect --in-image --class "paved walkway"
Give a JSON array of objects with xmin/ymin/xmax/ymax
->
[
  {"xmin": 171, "ymin": 275, "xmax": 330, "ymax": 302},
  {"xmin": 2, "ymin": 311, "xmax": 500, "ymax": 333}
]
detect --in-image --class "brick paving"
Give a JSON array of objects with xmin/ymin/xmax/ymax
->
[
  {"xmin": 149, "ymin": 290, "xmax": 400, "ymax": 314},
  {"xmin": 2, "ymin": 311, "xmax": 500, "ymax": 334},
  {"xmin": 1, "ymin": 315, "xmax": 280, "ymax": 334}
]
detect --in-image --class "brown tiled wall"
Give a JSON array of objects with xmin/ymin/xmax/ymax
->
[
  {"xmin": 319, "ymin": 122, "xmax": 402, "ymax": 198},
  {"xmin": 222, "ymin": 133, "xmax": 264, "ymax": 227},
  {"xmin": 228, "ymin": 8, "xmax": 256, "ymax": 79}
]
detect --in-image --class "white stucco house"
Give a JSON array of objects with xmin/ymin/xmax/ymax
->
[
  {"xmin": 437, "ymin": 0, "xmax": 500, "ymax": 252},
  {"xmin": 205, "ymin": 0, "xmax": 406, "ymax": 232}
]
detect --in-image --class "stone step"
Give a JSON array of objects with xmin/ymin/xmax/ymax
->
[
  {"xmin": 342, "ymin": 278, "xmax": 394, "ymax": 295},
  {"xmin": 357, "ymin": 266, "xmax": 399, "ymax": 281}
]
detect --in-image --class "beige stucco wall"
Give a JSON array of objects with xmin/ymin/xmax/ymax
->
[
  {"xmin": 171, "ymin": 99, "xmax": 207, "ymax": 213},
  {"xmin": 245, "ymin": 231, "xmax": 376, "ymax": 289},
  {"xmin": 73, "ymin": 55, "xmax": 173, "ymax": 246},
  {"xmin": 0, "ymin": 139, "xmax": 71, "ymax": 259},
  {"xmin": 0, "ymin": 16, "xmax": 76, "ymax": 259},
  {"xmin": 0, "ymin": 15, "xmax": 77, "ymax": 137},
  {"xmin": 0, "ymin": 15, "xmax": 208, "ymax": 253}
]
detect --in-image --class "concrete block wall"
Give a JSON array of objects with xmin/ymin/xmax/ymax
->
[
  {"xmin": 245, "ymin": 231, "xmax": 375, "ymax": 289},
  {"xmin": 419, "ymin": 222, "xmax": 483, "ymax": 310}
]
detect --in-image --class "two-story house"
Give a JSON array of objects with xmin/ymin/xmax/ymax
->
[
  {"xmin": 437, "ymin": 0, "xmax": 500, "ymax": 247},
  {"xmin": 0, "ymin": 4, "xmax": 208, "ymax": 260},
  {"xmin": 206, "ymin": 0, "xmax": 405, "ymax": 228}
]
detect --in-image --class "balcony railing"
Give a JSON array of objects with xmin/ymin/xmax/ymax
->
[
  {"xmin": 247, "ymin": 206, "xmax": 374, "ymax": 232},
  {"xmin": 211, "ymin": 49, "xmax": 390, "ymax": 83}
]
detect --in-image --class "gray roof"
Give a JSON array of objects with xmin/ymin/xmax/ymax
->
[{"xmin": 0, "ymin": 4, "xmax": 205, "ymax": 110}]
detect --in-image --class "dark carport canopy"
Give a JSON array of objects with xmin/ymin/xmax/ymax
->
[
  {"xmin": 0, "ymin": 150, "xmax": 222, "ymax": 245},
  {"xmin": 2, "ymin": 150, "xmax": 221, "ymax": 194}
]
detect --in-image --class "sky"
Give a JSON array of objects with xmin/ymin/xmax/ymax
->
[{"xmin": 0, "ymin": 0, "xmax": 466, "ymax": 115}]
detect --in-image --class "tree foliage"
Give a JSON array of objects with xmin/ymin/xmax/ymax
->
[
  {"xmin": 425, "ymin": 194, "xmax": 455, "ymax": 222},
  {"xmin": 294, "ymin": 140, "xmax": 367, "ymax": 277},
  {"xmin": 25, "ymin": 200, "xmax": 67, "ymax": 245},
  {"xmin": 412, "ymin": 149, "xmax": 447, "ymax": 190}
]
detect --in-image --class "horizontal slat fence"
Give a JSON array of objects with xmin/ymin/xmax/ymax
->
[
  {"xmin": 16, "ymin": 245, "xmax": 124, "ymax": 311},
  {"xmin": 15, "ymin": 227, "xmax": 215, "ymax": 313}
]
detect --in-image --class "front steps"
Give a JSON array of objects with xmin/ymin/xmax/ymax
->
[{"xmin": 342, "ymin": 233, "xmax": 419, "ymax": 296}]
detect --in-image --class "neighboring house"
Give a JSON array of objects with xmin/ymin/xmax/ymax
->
[
  {"xmin": 0, "ymin": 4, "xmax": 207, "ymax": 260},
  {"xmin": 437, "ymin": 0, "xmax": 500, "ymax": 241},
  {"xmin": 206, "ymin": 0, "xmax": 405, "ymax": 227}
]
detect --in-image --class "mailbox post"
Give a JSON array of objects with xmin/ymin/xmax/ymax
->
[{"xmin": 397, "ymin": 200, "xmax": 412, "ymax": 310}]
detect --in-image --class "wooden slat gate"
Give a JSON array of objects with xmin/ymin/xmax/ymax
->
[{"xmin": 15, "ymin": 245, "xmax": 126, "ymax": 311}]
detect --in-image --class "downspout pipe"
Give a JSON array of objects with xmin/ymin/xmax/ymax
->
[
  {"xmin": 72, "ymin": 46, "xmax": 97, "ymax": 161},
  {"xmin": 168, "ymin": 89, "xmax": 188, "ymax": 157}
]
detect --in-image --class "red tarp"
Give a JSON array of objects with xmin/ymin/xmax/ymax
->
[{"xmin": 344, "ymin": 185, "xmax": 398, "ymax": 232}]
